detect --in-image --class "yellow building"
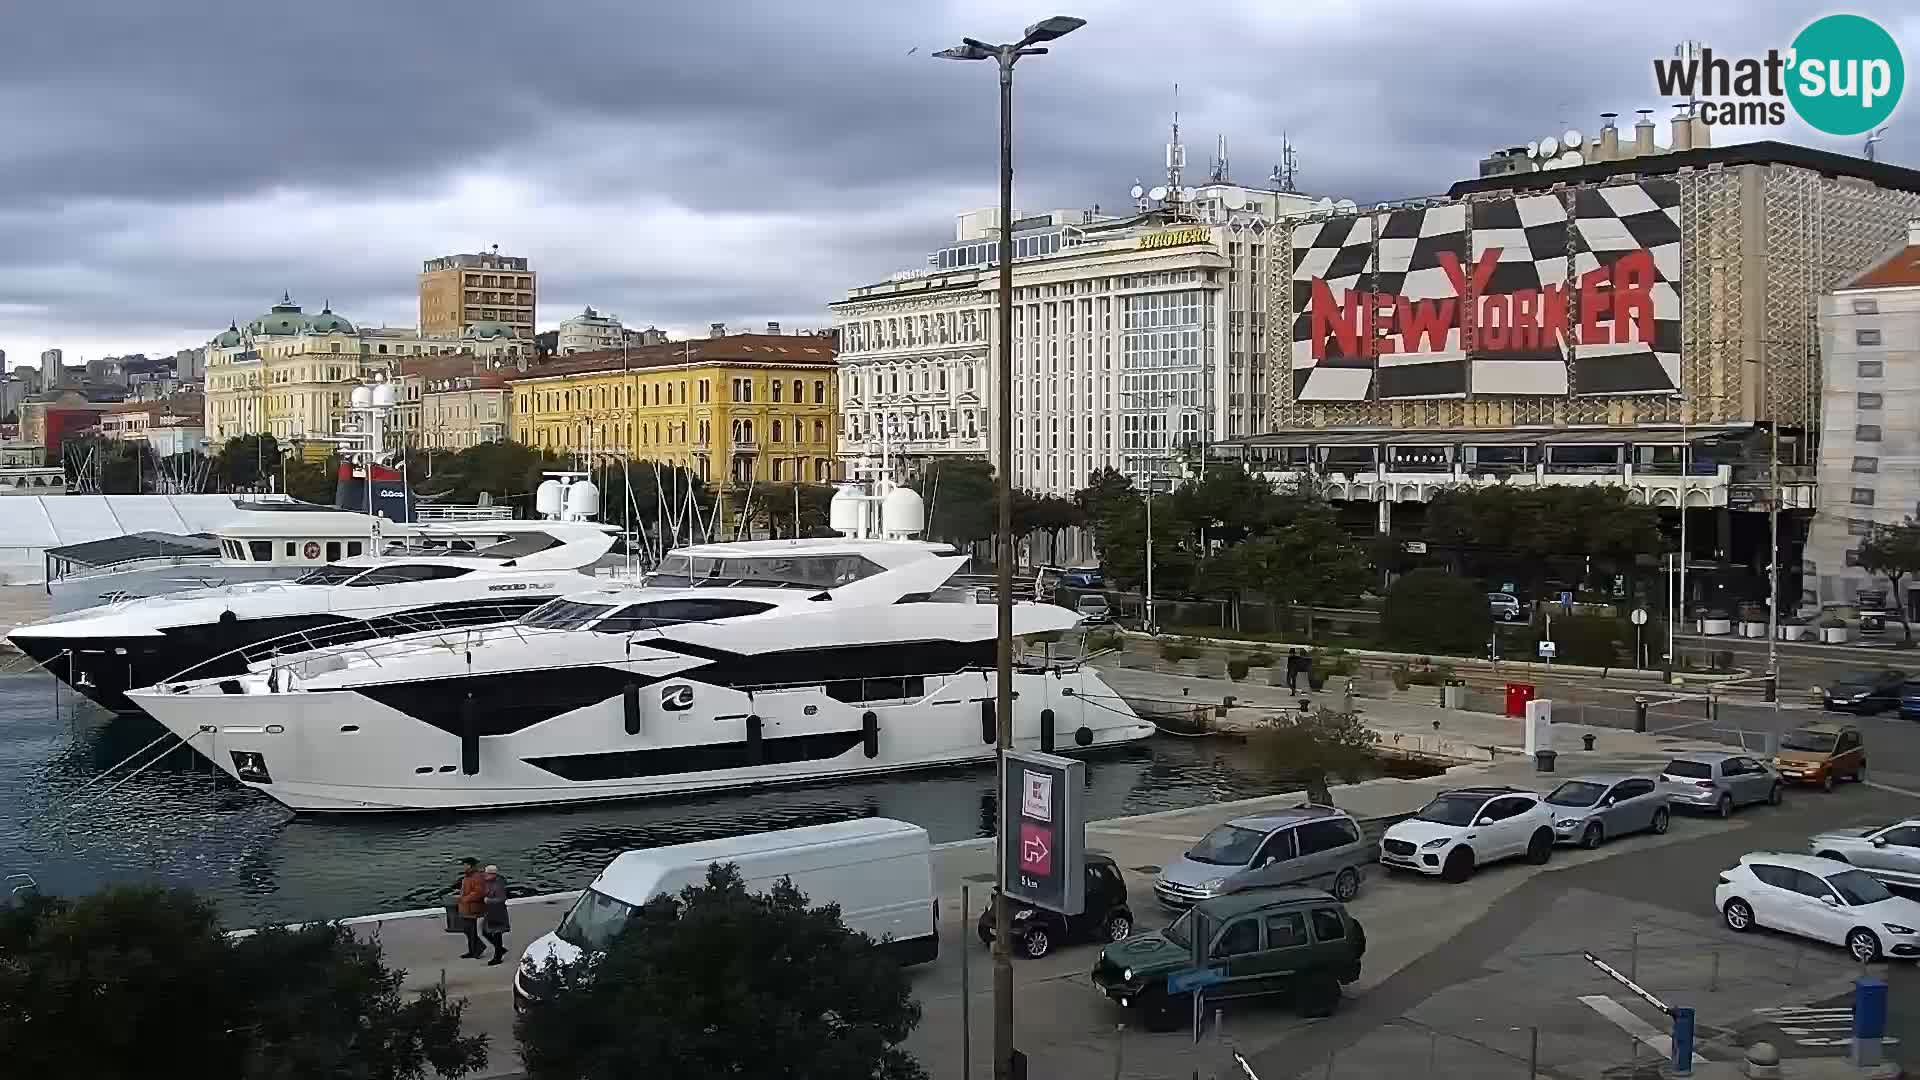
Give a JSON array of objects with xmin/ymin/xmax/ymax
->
[{"xmin": 509, "ymin": 332, "xmax": 839, "ymax": 491}]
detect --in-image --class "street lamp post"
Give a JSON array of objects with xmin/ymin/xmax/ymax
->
[{"xmin": 936, "ymin": 17, "xmax": 1085, "ymax": 1080}]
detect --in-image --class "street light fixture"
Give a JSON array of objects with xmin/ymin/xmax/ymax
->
[{"xmin": 934, "ymin": 17, "xmax": 1084, "ymax": 1080}]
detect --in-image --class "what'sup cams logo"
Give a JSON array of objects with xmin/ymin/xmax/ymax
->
[{"xmin": 1653, "ymin": 15, "xmax": 1904, "ymax": 136}]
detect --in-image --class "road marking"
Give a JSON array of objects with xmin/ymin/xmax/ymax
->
[
  {"xmin": 1579, "ymin": 995, "xmax": 1705, "ymax": 1066},
  {"xmin": 1868, "ymin": 779, "xmax": 1920, "ymax": 800}
]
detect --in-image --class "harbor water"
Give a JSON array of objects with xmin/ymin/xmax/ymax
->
[{"xmin": 0, "ymin": 667, "xmax": 1419, "ymax": 926}]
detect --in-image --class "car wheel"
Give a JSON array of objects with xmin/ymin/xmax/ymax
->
[
  {"xmin": 1717, "ymin": 793, "xmax": 1734, "ymax": 818},
  {"xmin": 1103, "ymin": 912, "xmax": 1133, "ymax": 943},
  {"xmin": 1823, "ymin": 772, "xmax": 1835, "ymax": 793},
  {"xmin": 1768, "ymin": 783, "xmax": 1784, "ymax": 806},
  {"xmin": 1849, "ymin": 928, "xmax": 1884, "ymax": 963},
  {"xmin": 1296, "ymin": 973, "xmax": 1342, "ymax": 1019},
  {"xmin": 1440, "ymin": 848, "xmax": 1475, "ymax": 883},
  {"xmin": 1581, "ymin": 822, "xmax": 1604, "ymax": 849},
  {"xmin": 1817, "ymin": 850, "xmax": 1850, "ymax": 863},
  {"xmin": 1331, "ymin": 867, "xmax": 1361, "ymax": 902},
  {"xmin": 1723, "ymin": 898, "xmax": 1755, "ymax": 932},
  {"xmin": 1651, "ymin": 808, "xmax": 1670, "ymax": 835},
  {"xmin": 1021, "ymin": 926, "xmax": 1052, "ymax": 959},
  {"xmin": 1527, "ymin": 829, "xmax": 1553, "ymax": 864}
]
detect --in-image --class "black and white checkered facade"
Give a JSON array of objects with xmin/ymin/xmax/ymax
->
[{"xmin": 1288, "ymin": 179, "xmax": 1681, "ymax": 402}]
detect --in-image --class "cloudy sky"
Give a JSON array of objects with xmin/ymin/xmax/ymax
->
[{"xmin": 3, "ymin": 1, "xmax": 1914, "ymax": 367}]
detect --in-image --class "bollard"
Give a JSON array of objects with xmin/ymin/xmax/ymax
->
[
  {"xmin": 1582, "ymin": 733, "xmax": 1596, "ymax": 751},
  {"xmin": 1764, "ymin": 673, "xmax": 1778, "ymax": 704},
  {"xmin": 1672, "ymin": 1006, "xmax": 1695, "ymax": 1075},
  {"xmin": 1853, "ymin": 976, "xmax": 1888, "ymax": 1068},
  {"xmin": 1709, "ymin": 949, "xmax": 1720, "ymax": 992},
  {"xmin": 1634, "ymin": 696, "xmax": 1648, "ymax": 733}
]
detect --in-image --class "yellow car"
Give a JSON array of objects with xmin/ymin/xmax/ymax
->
[{"xmin": 1773, "ymin": 723, "xmax": 1866, "ymax": 792}]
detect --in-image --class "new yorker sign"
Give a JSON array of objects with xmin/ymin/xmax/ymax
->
[{"xmin": 1138, "ymin": 226, "xmax": 1211, "ymax": 251}]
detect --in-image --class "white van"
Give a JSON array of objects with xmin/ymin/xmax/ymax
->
[{"xmin": 514, "ymin": 817, "xmax": 938, "ymax": 1009}]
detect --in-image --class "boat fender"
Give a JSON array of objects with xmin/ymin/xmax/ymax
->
[
  {"xmin": 623, "ymin": 682, "xmax": 640, "ymax": 735},
  {"xmin": 862, "ymin": 710, "xmax": 879, "ymax": 758},
  {"xmin": 746, "ymin": 714, "xmax": 764, "ymax": 765},
  {"xmin": 1075, "ymin": 725, "xmax": 1093, "ymax": 747},
  {"xmin": 980, "ymin": 699, "xmax": 995, "ymax": 744},
  {"xmin": 1040, "ymin": 708, "xmax": 1056, "ymax": 753},
  {"xmin": 460, "ymin": 693, "xmax": 480, "ymax": 775}
]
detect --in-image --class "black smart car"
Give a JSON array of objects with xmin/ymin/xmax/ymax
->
[{"xmin": 977, "ymin": 852, "xmax": 1134, "ymax": 958}]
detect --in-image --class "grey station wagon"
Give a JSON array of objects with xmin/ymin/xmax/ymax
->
[{"xmin": 1155, "ymin": 804, "xmax": 1371, "ymax": 908}]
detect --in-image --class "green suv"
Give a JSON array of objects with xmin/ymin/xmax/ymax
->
[{"xmin": 1091, "ymin": 887, "xmax": 1364, "ymax": 1030}]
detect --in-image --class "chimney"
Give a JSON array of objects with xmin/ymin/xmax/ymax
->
[
  {"xmin": 1633, "ymin": 110, "xmax": 1656, "ymax": 156},
  {"xmin": 709, "ymin": 322, "xmax": 726, "ymax": 339},
  {"xmin": 1670, "ymin": 106, "xmax": 1694, "ymax": 151},
  {"xmin": 1598, "ymin": 113, "xmax": 1620, "ymax": 161},
  {"xmin": 1692, "ymin": 112, "xmax": 1711, "ymax": 150},
  {"xmin": 765, "ymin": 321, "xmax": 781, "ymax": 336}
]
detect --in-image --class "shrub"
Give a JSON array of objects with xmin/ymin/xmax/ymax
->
[
  {"xmin": 1381, "ymin": 569, "xmax": 1492, "ymax": 657},
  {"xmin": 1227, "ymin": 658, "xmax": 1251, "ymax": 681},
  {"xmin": 1159, "ymin": 639, "xmax": 1200, "ymax": 662},
  {"xmin": 1085, "ymin": 629, "xmax": 1123, "ymax": 653},
  {"xmin": 1247, "ymin": 649, "xmax": 1277, "ymax": 667},
  {"xmin": 1390, "ymin": 665, "xmax": 1411, "ymax": 691},
  {"xmin": 1544, "ymin": 614, "xmax": 1624, "ymax": 667}
]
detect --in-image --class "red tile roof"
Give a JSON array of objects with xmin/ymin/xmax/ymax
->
[
  {"xmin": 511, "ymin": 333, "xmax": 836, "ymax": 383},
  {"xmin": 1848, "ymin": 245, "xmax": 1920, "ymax": 289}
]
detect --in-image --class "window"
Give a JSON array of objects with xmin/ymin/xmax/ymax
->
[
  {"xmin": 1614, "ymin": 778, "xmax": 1656, "ymax": 800},
  {"xmin": 1859, "ymin": 392, "xmax": 1884, "ymax": 410},
  {"xmin": 1853, "ymin": 298, "xmax": 1880, "ymax": 315},
  {"xmin": 1857, "ymin": 328, "xmax": 1883, "ymax": 346},
  {"xmin": 1484, "ymin": 796, "xmax": 1534, "ymax": 821},
  {"xmin": 1251, "ymin": 830, "xmax": 1296, "ymax": 866},
  {"xmin": 347, "ymin": 541, "xmax": 364, "ymax": 557},
  {"xmin": 771, "ymin": 380, "xmax": 782, "ymax": 402},
  {"xmin": 284, "ymin": 542, "xmax": 297, "ymax": 557},
  {"xmin": 326, "ymin": 541, "xmax": 342, "ymax": 562},
  {"xmin": 1858, "ymin": 424, "xmax": 1883, "ymax": 442},
  {"xmin": 793, "ymin": 379, "xmax": 803, "ymax": 402},
  {"xmin": 1859, "ymin": 360, "xmax": 1884, "ymax": 378},
  {"xmin": 1849, "ymin": 518, "xmax": 1876, "ymax": 537},
  {"xmin": 1211, "ymin": 918, "xmax": 1261, "ymax": 959},
  {"xmin": 247, "ymin": 541, "xmax": 273, "ymax": 561},
  {"xmin": 1877, "ymin": 826, "xmax": 1920, "ymax": 848},
  {"xmin": 593, "ymin": 598, "xmax": 775, "ymax": 632},
  {"xmin": 814, "ymin": 380, "xmax": 826, "ymax": 404},
  {"xmin": 343, "ymin": 564, "xmax": 475, "ymax": 587},
  {"xmin": 1308, "ymin": 908, "xmax": 1346, "ymax": 943},
  {"xmin": 1295, "ymin": 818, "xmax": 1361, "ymax": 855},
  {"xmin": 1265, "ymin": 911, "xmax": 1309, "ymax": 948},
  {"xmin": 1852, "ymin": 487, "xmax": 1877, "ymax": 506},
  {"xmin": 1855, "ymin": 457, "xmax": 1880, "ymax": 474}
]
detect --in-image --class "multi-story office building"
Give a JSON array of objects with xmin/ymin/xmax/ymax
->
[
  {"xmin": 557, "ymin": 306, "xmax": 625, "ymax": 354},
  {"xmin": 1807, "ymin": 220, "xmax": 1920, "ymax": 612},
  {"xmin": 203, "ymin": 294, "xmax": 528, "ymax": 446},
  {"xmin": 39, "ymin": 349, "xmax": 62, "ymax": 387},
  {"xmin": 508, "ymin": 331, "xmax": 838, "ymax": 494},
  {"xmin": 418, "ymin": 249, "xmax": 537, "ymax": 339},
  {"xmin": 833, "ymin": 183, "xmax": 1320, "ymax": 495}
]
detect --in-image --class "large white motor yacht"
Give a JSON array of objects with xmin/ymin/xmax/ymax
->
[{"xmin": 125, "ymin": 483, "xmax": 1153, "ymax": 812}]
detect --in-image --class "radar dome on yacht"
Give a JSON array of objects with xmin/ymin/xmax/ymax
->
[
  {"xmin": 371, "ymin": 383, "xmax": 397, "ymax": 409},
  {"xmin": 565, "ymin": 480, "xmax": 601, "ymax": 520},
  {"xmin": 350, "ymin": 385, "xmax": 373, "ymax": 409},
  {"xmin": 880, "ymin": 486, "xmax": 925, "ymax": 539},
  {"xmin": 535, "ymin": 480, "xmax": 563, "ymax": 517},
  {"xmin": 829, "ymin": 485, "xmax": 863, "ymax": 535}
]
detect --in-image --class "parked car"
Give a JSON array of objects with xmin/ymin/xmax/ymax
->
[
  {"xmin": 1092, "ymin": 887, "xmax": 1365, "ymax": 1029},
  {"xmin": 1900, "ymin": 680, "xmax": 1920, "ymax": 720},
  {"xmin": 1378, "ymin": 786, "xmax": 1555, "ymax": 883},
  {"xmin": 1074, "ymin": 594, "xmax": 1113, "ymax": 625},
  {"xmin": 1657, "ymin": 752, "xmax": 1782, "ymax": 817},
  {"xmin": 1773, "ymin": 723, "xmax": 1866, "ymax": 791},
  {"xmin": 1717, "ymin": 852, "xmax": 1920, "ymax": 962},
  {"xmin": 977, "ymin": 852, "xmax": 1134, "ymax": 958},
  {"xmin": 1062, "ymin": 566, "xmax": 1105, "ymax": 588},
  {"xmin": 1543, "ymin": 775, "xmax": 1671, "ymax": 848},
  {"xmin": 1155, "ymin": 805, "xmax": 1372, "ymax": 908},
  {"xmin": 1824, "ymin": 669, "xmax": 1907, "ymax": 714},
  {"xmin": 1810, "ymin": 819, "xmax": 1920, "ymax": 890},
  {"xmin": 1488, "ymin": 592, "xmax": 1523, "ymax": 622}
]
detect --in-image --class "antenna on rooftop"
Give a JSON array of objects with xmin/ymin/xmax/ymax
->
[
  {"xmin": 1271, "ymin": 132, "xmax": 1300, "ymax": 193},
  {"xmin": 1163, "ymin": 83, "xmax": 1186, "ymax": 218}
]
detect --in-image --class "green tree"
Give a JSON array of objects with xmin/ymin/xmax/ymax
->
[
  {"xmin": 1237, "ymin": 505, "xmax": 1373, "ymax": 640},
  {"xmin": 0, "ymin": 885, "xmax": 486, "ymax": 1079},
  {"xmin": 1382, "ymin": 568, "xmax": 1493, "ymax": 656},
  {"xmin": 1423, "ymin": 486, "xmax": 1662, "ymax": 599},
  {"xmin": 1858, "ymin": 518, "xmax": 1920, "ymax": 643},
  {"xmin": 1250, "ymin": 707, "xmax": 1380, "ymax": 804},
  {"xmin": 283, "ymin": 454, "xmax": 338, "ymax": 504},
  {"xmin": 919, "ymin": 458, "xmax": 995, "ymax": 547},
  {"xmin": 214, "ymin": 433, "xmax": 283, "ymax": 492},
  {"xmin": 1073, "ymin": 467, "xmax": 1136, "ymax": 528},
  {"xmin": 516, "ymin": 865, "xmax": 925, "ymax": 1080}
]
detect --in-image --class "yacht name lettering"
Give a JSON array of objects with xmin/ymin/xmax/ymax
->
[{"xmin": 486, "ymin": 583, "xmax": 555, "ymax": 592}]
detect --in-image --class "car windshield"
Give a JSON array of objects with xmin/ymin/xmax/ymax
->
[
  {"xmin": 1663, "ymin": 760, "xmax": 1712, "ymax": 779},
  {"xmin": 1828, "ymin": 868, "xmax": 1894, "ymax": 906},
  {"xmin": 1164, "ymin": 908, "xmax": 1192, "ymax": 948},
  {"xmin": 1185, "ymin": 824, "xmax": 1266, "ymax": 866},
  {"xmin": 1546, "ymin": 781, "xmax": 1609, "ymax": 807},
  {"xmin": 1780, "ymin": 730, "xmax": 1839, "ymax": 753},
  {"xmin": 1415, "ymin": 795, "xmax": 1486, "ymax": 826},
  {"xmin": 555, "ymin": 888, "xmax": 638, "ymax": 952}
]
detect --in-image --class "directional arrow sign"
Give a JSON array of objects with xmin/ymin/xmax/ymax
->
[{"xmin": 1168, "ymin": 966, "xmax": 1228, "ymax": 995}]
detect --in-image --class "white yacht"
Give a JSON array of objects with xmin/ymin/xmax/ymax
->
[
  {"xmin": 125, "ymin": 483, "xmax": 1154, "ymax": 813},
  {"xmin": 10, "ymin": 518, "xmax": 620, "ymax": 714}
]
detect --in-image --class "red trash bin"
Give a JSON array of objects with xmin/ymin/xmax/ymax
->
[{"xmin": 1505, "ymin": 682, "xmax": 1536, "ymax": 719}]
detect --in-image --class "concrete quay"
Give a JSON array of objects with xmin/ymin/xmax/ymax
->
[{"xmin": 331, "ymin": 700, "xmax": 1744, "ymax": 1079}]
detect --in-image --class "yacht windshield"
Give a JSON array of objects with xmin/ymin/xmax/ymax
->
[
  {"xmin": 555, "ymin": 888, "xmax": 639, "ymax": 951},
  {"xmin": 294, "ymin": 564, "xmax": 362, "ymax": 585},
  {"xmin": 520, "ymin": 600, "xmax": 616, "ymax": 630},
  {"xmin": 648, "ymin": 552, "xmax": 884, "ymax": 589}
]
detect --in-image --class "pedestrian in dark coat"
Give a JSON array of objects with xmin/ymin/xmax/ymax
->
[
  {"xmin": 1286, "ymin": 648, "xmax": 1305, "ymax": 693},
  {"xmin": 481, "ymin": 864, "xmax": 511, "ymax": 966}
]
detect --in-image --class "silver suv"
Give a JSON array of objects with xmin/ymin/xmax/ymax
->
[{"xmin": 1154, "ymin": 804, "xmax": 1370, "ymax": 908}]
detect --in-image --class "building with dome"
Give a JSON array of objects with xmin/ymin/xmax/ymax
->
[{"xmin": 203, "ymin": 294, "xmax": 529, "ymax": 448}]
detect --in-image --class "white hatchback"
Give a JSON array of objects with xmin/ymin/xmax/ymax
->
[
  {"xmin": 1716, "ymin": 852, "xmax": 1920, "ymax": 962},
  {"xmin": 1379, "ymin": 786, "xmax": 1556, "ymax": 883}
]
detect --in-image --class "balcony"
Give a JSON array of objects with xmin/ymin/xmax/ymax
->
[
  {"xmin": 840, "ymin": 435, "xmax": 986, "ymax": 457},
  {"xmin": 1245, "ymin": 459, "xmax": 1776, "ymax": 509}
]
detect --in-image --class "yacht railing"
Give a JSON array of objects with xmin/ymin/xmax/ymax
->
[
  {"xmin": 413, "ymin": 505, "xmax": 516, "ymax": 522},
  {"xmin": 159, "ymin": 602, "xmax": 552, "ymax": 686},
  {"xmin": 47, "ymin": 553, "xmax": 223, "ymax": 586}
]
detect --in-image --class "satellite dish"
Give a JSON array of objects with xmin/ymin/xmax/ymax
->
[
  {"xmin": 1221, "ymin": 187, "xmax": 1246, "ymax": 210},
  {"xmin": 1149, "ymin": 185, "xmax": 1168, "ymax": 201},
  {"xmin": 1540, "ymin": 135, "xmax": 1560, "ymax": 158},
  {"xmin": 1527, "ymin": 140, "xmax": 1541, "ymax": 158},
  {"xmin": 1180, "ymin": 186, "xmax": 1197, "ymax": 202},
  {"xmin": 1376, "ymin": 202, "xmax": 1392, "ymax": 210},
  {"xmin": 1315, "ymin": 197, "xmax": 1334, "ymax": 211},
  {"xmin": 1564, "ymin": 129, "xmax": 1584, "ymax": 151},
  {"xmin": 1561, "ymin": 149, "xmax": 1585, "ymax": 167},
  {"xmin": 1335, "ymin": 198, "xmax": 1358, "ymax": 213},
  {"xmin": 1130, "ymin": 184, "xmax": 1145, "ymax": 199}
]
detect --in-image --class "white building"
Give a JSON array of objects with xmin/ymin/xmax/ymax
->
[
  {"xmin": 1807, "ymin": 219, "xmax": 1920, "ymax": 614},
  {"xmin": 40, "ymin": 348, "xmax": 62, "ymax": 386},
  {"xmin": 832, "ymin": 182, "xmax": 1319, "ymax": 496},
  {"xmin": 557, "ymin": 306, "xmax": 625, "ymax": 354}
]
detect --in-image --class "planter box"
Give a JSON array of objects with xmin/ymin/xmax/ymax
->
[
  {"xmin": 1698, "ymin": 618, "xmax": 1733, "ymax": 636},
  {"xmin": 1389, "ymin": 686, "xmax": 1445, "ymax": 707},
  {"xmin": 1820, "ymin": 626, "xmax": 1849, "ymax": 644},
  {"xmin": 1739, "ymin": 621, "xmax": 1768, "ymax": 639},
  {"xmin": 1778, "ymin": 624, "xmax": 1810, "ymax": 642},
  {"xmin": 1242, "ymin": 666, "xmax": 1272, "ymax": 684}
]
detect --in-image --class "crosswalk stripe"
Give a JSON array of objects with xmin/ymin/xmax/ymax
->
[{"xmin": 1580, "ymin": 995, "xmax": 1706, "ymax": 1067}]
